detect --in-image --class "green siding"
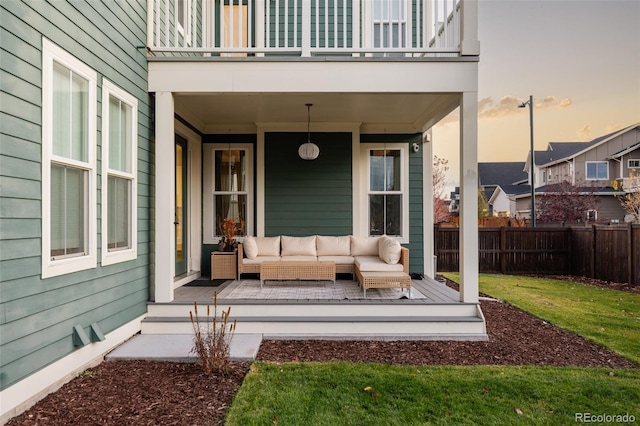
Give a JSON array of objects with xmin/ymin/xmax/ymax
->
[
  {"xmin": 265, "ymin": 132, "xmax": 352, "ymax": 236},
  {"xmin": 361, "ymin": 134, "xmax": 424, "ymax": 274},
  {"xmin": 0, "ymin": 0, "xmax": 152, "ymax": 390}
]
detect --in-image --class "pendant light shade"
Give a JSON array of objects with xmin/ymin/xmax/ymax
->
[{"xmin": 299, "ymin": 103, "xmax": 319, "ymax": 160}]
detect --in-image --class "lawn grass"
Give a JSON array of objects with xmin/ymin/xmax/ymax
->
[
  {"xmin": 226, "ymin": 363, "xmax": 640, "ymax": 425},
  {"xmin": 443, "ymin": 273, "xmax": 640, "ymax": 364}
]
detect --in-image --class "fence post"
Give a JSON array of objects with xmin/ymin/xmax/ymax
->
[
  {"xmin": 628, "ymin": 222, "xmax": 633, "ymax": 285},
  {"xmin": 434, "ymin": 224, "xmax": 440, "ymax": 261},
  {"xmin": 500, "ymin": 226, "xmax": 506, "ymax": 274},
  {"xmin": 590, "ymin": 224, "xmax": 596, "ymax": 279}
]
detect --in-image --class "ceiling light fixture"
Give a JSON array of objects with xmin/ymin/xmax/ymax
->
[{"xmin": 298, "ymin": 103, "xmax": 320, "ymax": 160}]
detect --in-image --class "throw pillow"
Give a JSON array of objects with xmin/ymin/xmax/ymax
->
[
  {"xmin": 281, "ymin": 235, "xmax": 317, "ymax": 256},
  {"xmin": 316, "ymin": 235, "xmax": 351, "ymax": 256},
  {"xmin": 242, "ymin": 236, "xmax": 258, "ymax": 259},
  {"xmin": 256, "ymin": 236, "xmax": 281, "ymax": 257},
  {"xmin": 379, "ymin": 235, "xmax": 401, "ymax": 264},
  {"xmin": 350, "ymin": 236, "xmax": 381, "ymax": 256}
]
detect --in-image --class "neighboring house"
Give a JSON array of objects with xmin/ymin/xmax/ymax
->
[
  {"xmin": 477, "ymin": 162, "xmax": 528, "ymax": 217},
  {"xmin": 516, "ymin": 123, "xmax": 640, "ymax": 221},
  {"xmin": 488, "ymin": 184, "xmax": 531, "ymax": 218},
  {"xmin": 1, "ymin": 0, "xmax": 482, "ymax": 420}
]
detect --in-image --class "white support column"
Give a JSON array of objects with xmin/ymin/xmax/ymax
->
[
  {"xmin": 352, "ymin": 127, "xmax": 362, "ymax": 236},
  {"xmin": 301, "ymin": 0, "xmax": 311, "ymax": 57},
  {"xmin": 256, "ymin": 0, "xmax": 265, "ymax": 56},
  {"xmin": 352, "ymin": 0, "xmax": 360, "ymax": 56},
  {"xmin": 459, "ymin": 91, "xmax": 479, "ymax": 303},
  {"xmin": 256, "ymin": 128, "xmax": 265, "ymax": 237},
  {"xmin": 154, "ymin": 92, "xmax": 175, "ymax": 303},
  {"xmin": 460, "ymin": 0, "xmax": 480, "ymax": 56},
  {"xmin": 423, "ymin": 130, "xmax": 435, "ymax": 278}
]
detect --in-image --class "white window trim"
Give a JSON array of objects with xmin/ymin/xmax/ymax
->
[
  {"xmin": 361, "ymin": 143, "xmax": 409, "ymax": 244},
  {"xmin": 587, "ymin": 209, "xmax": 598, "ymax": 221},
  {"xmin": 41, "ymin": 38, "xmax": 97, "ymax": 278},
  {"xmin": 101, "ymin": 79, "xmax": 138, "ymax": 266},
  {"xmin": 203, "ymin": 144, "xmax": 254, "ymax": 244},
  {"xmin": 585, "ymin": 161, "xmax": 609, "ymax": 181},
  {"xmin": 177, "ymin": 0, "xmax": 193, "ymax": 45},
  {"xmin": 628, "ymin": 159, "xmax": 640, "ymax": 169}
]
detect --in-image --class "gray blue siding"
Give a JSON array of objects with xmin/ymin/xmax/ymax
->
[
  {"xmin": 265, "ymin": 132, "xmax": 353, "ymax": 236},
  {"xmin": 0, "ymin": 0, "xmax": 152, "ymax": 389}
]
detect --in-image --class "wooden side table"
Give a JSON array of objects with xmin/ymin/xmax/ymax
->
[{"xmin": 211, "ymin": 251, "xmax": 237, "ymax": 279}]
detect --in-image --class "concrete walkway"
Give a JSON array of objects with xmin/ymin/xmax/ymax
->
[{"xmin": 106, "ymin": 334, "xmax": 263, "ymax": 362}]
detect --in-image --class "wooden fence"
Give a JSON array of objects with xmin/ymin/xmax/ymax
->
[{"xmin": 435, "ymin": 224, "xmax": 640, "ymax": 285}]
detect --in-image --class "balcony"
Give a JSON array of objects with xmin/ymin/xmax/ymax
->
[
  {"xmin": 618, "ymin": 176, "xmax": 640, "ymax": 193},
  {"xmin": 147, "ymin": 0, "xmax": 477, "ymax": 58}
]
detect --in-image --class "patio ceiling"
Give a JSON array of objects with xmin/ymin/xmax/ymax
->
[{"xmin": 174, "ymin": 92, "xmax": 460, "ymax": 134}]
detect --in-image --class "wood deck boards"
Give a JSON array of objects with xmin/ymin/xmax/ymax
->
[{"xmin": 173, "ymin": 277, "xmax": 461, "ymax": 304}]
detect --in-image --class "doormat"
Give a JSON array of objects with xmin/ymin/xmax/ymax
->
[{"xmin": 185, "ymin": 278, "xmax": 228, "ymax": 287}]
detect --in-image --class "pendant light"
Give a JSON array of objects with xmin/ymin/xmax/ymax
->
[{"xmin": 298, "ymin": 103, "xmax": 320, "ymax": 160}]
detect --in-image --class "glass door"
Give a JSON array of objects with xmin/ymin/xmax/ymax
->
[{"xmin": 175, "ymin": 135, "xmax": 188, "ymax": 276}]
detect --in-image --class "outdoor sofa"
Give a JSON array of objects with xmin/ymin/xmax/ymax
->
[{"xmin": 237, "ymin": 235, "xmax": 410, "ymax": 295}]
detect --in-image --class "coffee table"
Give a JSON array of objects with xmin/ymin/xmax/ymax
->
[{"xmin": 260, "ymin": 261, "xmax": 336, "ymax": 288}]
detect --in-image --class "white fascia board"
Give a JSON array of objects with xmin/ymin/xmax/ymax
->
[
  {"xmin": 148, "ymin": 61, "xmax": 479, "ymax": 94},
  {"xmin": 488, "ymin": 186, "xmax": 502, "ymax": 204}
]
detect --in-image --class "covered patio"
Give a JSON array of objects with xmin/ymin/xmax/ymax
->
[
  {"xmin": 176, "ymin": 275, "xmax": 459, "ymax": 303},
  {"xmin": 143, "ymin": 276, "xmax": 487, "ymax": 340}
]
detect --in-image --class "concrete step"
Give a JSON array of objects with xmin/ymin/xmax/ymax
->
[
  {"xmin": 147, "ymin": 301, "xmax": 481, "ymax": 318},
  {"xmin": 141, "ymin": 315, "xmax": 487, "ymax": 339},
  {"xmin": 106, "ymin": 333, "xmax": 263, "ymax": 362}
]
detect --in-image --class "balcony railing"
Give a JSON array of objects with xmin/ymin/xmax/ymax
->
[
  {"xmin": 618, "ymin": 176, "xmax": 640, "ymax": 193},
  {"xmin": 147, "ymin": 0, "xmax": 468, "ymax": 57}
]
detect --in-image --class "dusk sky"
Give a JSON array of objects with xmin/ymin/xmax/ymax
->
[{"xmin": 433, "ymin": 0, "xmax": 640, "ymax": 194}]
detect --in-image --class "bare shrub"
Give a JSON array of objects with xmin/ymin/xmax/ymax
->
[{"xmin": 189, "ymin": 293, "xmax": 237, "ymax": 374}]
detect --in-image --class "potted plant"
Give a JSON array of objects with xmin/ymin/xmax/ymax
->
[{"xmin": 219, "ymin": 217, "xmax": 238, "ymax": 252}]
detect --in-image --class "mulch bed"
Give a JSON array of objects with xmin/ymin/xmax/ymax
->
[{"xmin": 7, "ymin": 277, "xmax": 638, "ymax": 426}]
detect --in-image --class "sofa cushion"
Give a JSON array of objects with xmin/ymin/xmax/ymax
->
[
  {"xmin": 350, "ymin": 236, "xmax": 381, "ymax": 256},
  {"xmin": 256, "ymin": 236, "xmax": 281, "ymax": 257},
  {"xmin": 316, "ymin": 236, "xmax": 351, "ymax": 256},
  {"xmin": 242, "ymin": 236, "xmax": 258, "ymax": 259},
  {"xmin": 318, "ymin": 255, "xmax": 355, "ymax": 265},
  {"xmin": 281, "ymin": 235, "xmax": 317, "ymax": 256},
  {"xmin": 243, "ymin": 256, "xmax": 281, "ymax": 265},
  {"xmin": 280, "ymin": 255, "xmax": 318, "ymax": 262},
  {"xmin": 379, "ymin": 235, "xmax": 401, "ymax": 264},
  {"xmin": 355, "ymin": 256, "xmax": 404, "ymax": 272}
]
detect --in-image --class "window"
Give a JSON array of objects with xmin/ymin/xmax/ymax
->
[
  {"xmin": 42, "ymin": 38, "xmax": 97, "ymax": 278},
  {"xmin": 222, "ymin": 5, "xmax": 248, "ymax": 57},
  {"xmin": 629, "ymin": 159, "xmax": 640, "ymax": 168},
  {"xmin": 587, "ymin": 209, "xmax": 597, "ymax": 221},
  {"xmin": 101, "ymin": 80, "xmax": 138, "ymax": 266},
  {"xmin": 177, "ymin": 0, "xmax": 192, "ymax": 44},
  {"xmin": 364, "ymin": 144, "xmax": 409, "ymax": 241},
  {"xmin": 586, "ymin": 161, "xmax": 608, "ymax": 180},
  {"xmin": 373, "ymin": 0, "xmax": 407, "ymax": 54},
  {"xmin": 203, "ymin": 144, "xmax": 253, "ymax": 243}
]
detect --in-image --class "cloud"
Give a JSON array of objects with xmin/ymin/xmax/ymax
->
[
  {"xmin": 559, "ymin": 98, "xmax": 572, "ymax": 108},
  {"xmin": 605, "ymin": 123, "xmax": 625, "ymax": 133},
  {"xmin": 437, "ymin": 95, "xmax": 573, "ymax": 127},
  {"xmin": 478, "ymin": 95, "xmax": 523, "ymax": 119},
  {"xmin": 536, "ymin": 96, "xmax": 572, "ymax": 109},
  {"xmin": 577, "ymin": 125, "xmax": 592, "ymax": 140}
]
